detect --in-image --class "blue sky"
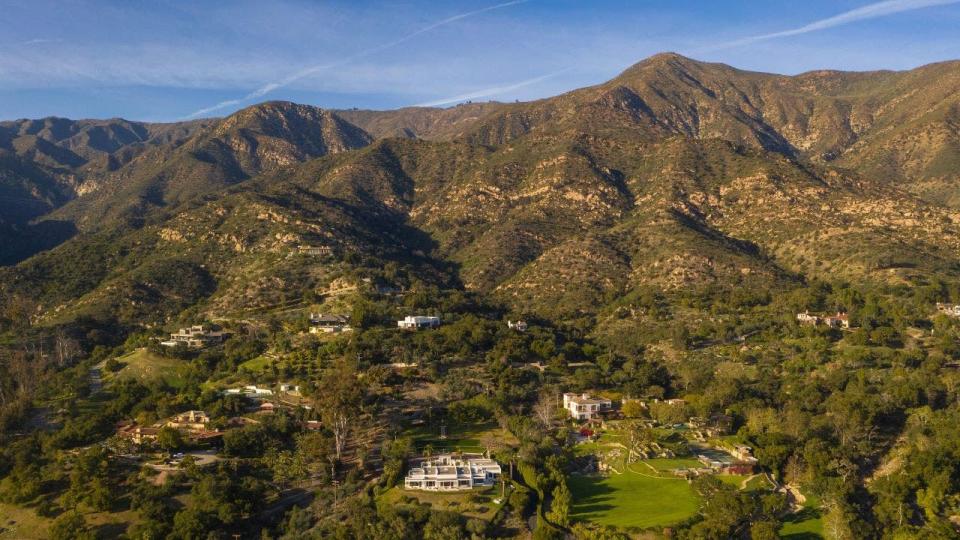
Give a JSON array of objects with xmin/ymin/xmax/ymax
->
[{"xmin": 0, "ymin": 0, "xmax": 958, "ymax": 122}]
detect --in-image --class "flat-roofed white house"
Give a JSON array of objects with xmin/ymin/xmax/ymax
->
[
  {"xmin": 404, "ymin": 454, "xmax": 502, "ymax": 491},
  {"xmin": 563, "ymin": 393, "xmax": 613, "ymax": 421},
  {"xmin": 397, "ymin": 316, "xmax": 441, "ymax": 330},
  {"xmin": 160, "ymin": 325, "xmax": 228, "ymax": 348},
  {"xmin": 507, "ymin": 320, "xmax": 528, "ymax": 331}
]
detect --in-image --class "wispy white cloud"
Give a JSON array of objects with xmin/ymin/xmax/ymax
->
[
  {"xmin": 704, "ymin": 0, "xmax": 960, "ymax": 51},
  {"xmin": 413, "ymin": 68, "xmax": 570, "ymax": 107},
  {"xmin": 18, "ymin": 38, "xmax": 62, "ymax": 46},
  {"xmin": 184, "ymin": 0, "xmax": 531, "ymax": 119},
  {"xmin": 0, "ymin": 38, "xmax": 62, "ymax": 48}
]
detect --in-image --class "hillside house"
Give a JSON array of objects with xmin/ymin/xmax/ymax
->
[
  {"xmin": 404, "ymin": 454, "xmax": 502, "ymax": 491},
  {"xmin": 279, "ymin": 383, "xmax": 300, "ymax": 393},
  {"xmin": 117, "ymin": 424, "xmax": 160, "ymax": 445},
  {"xmin": 298, "ymin": 245, "xmax": 332, "ymax": 256},
  {"xmin": 797, "ymin": 311, "xmax": 852, "ymax": 328},
  {"xmin": 652, "ymin": 398, "xmax": 687, "ymax": 407},
  {"xmin": 563, "ymin": 393, "xmax": 613, "ymax": 421},
  {"xmin": 160, "ymin": 325, "xmax": 228, "ymax": 348},
  {"xmin": 936, "ymin": 303, "xmax": 960, "ymax": 317},
  {"xmin": 224, "ymin": 385, "xmax": 274, "ymax": 398},
  {"xmin": 167, "ymin": 410, "xmax": 210, "ymax": 432},
  {"xmin": 507, "ymin": 320, "xmax": 528, "ymax": 332},
  {"xmin": 397, "ymin": 316, "xmax": 441, "ymax": 330},
  {"xmin": 822, "ymin": 312, "xmax": 851, "ymax": 328},
  {"xmin": 258, "ymin": 402, "xmax": 276, "ymax": 413},
  {"xmin": 245, "ymin": 385, "xmax": 273, "ymax": 396},
  {"xmin": 309, "ymin": 313, "xmax": 351, "ymax": 333}
]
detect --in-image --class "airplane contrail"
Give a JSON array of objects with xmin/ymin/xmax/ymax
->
[
  {"xmin": 184, "ymin": 0, "xmax": 531, "ymax": 119},
  {"xmin": 703, "ymin": 0, "xmax": 960, "ymax": 51},
  {"xmin": 413, "ymin": 68, "xmax": 570, "ymax": 107}
]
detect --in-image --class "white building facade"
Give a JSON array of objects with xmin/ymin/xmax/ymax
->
[
  {"xmin": 404, "ymin": 454, "xmax": 502, "ymax": 491},
  {"xmin": 397, "ymin": 316, "xmax": 441, "ymax": 329},
  {"xmin": 563, "ymin": 393, "xmax": 613, "ymax": 421}
]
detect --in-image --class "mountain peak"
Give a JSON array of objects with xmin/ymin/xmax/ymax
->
[{"xmin": 628, "ymin": 52, "xmax": 703, "ymax": 69}]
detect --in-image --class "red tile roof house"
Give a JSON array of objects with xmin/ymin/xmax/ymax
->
[{"xmin": 822, "ymin": 312, "xmax": 851, "ymax": 328}]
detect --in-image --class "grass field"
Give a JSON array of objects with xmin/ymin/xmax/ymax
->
[
  {"xmin": 0, "ymin": 503, "xmax": 139, "ymax": 539},
  {"xmin": 780, "ymin": 492, "xmax": 824, "ymax": 539},
  {"xmin": 112, "ymin": 348, "xmax": 188, "ymax": 388},
  {"xmin": 0, "ymin": 503, "xmax": 51, "ymax": 539},
  {"xmin": 643, "ymin": 458, "xmax": 702, "ymax": 472},
  {"xmin": 410, "ymin": 421, "xmax": 516, "ymax": 453},
  {"xmin": 239, "ymin": 355, "xmax": 273, "ymax": 372},
  {"xmin": 569, "ymin": 467, "xmax": 701, "ymax": 530}
]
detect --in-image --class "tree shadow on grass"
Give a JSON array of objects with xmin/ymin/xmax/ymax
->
[
  {"xmin": 779, "ymin": 505, "xmax": 824, "ymax": 540},
  {"xmin": 569, "ymin": 476, "xmax": 618, "ymax": 520}
]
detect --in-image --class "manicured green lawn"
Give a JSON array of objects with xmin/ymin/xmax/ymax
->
[
  {"xmin": 569, "ymin": 469, "xmax": 701, "ymax": 530},
  {"xmin": 645, "ymin": 457, "xmax": 702, "ymax": 472},
  {"xmin": 743, "ymin": 474, "xmax": 775, "ymax": 491},
  {"xmin": 410, "ymin": 421, "xmax": 514, "ymax": 453},
  {"xmin": 718, "ymin": 474, "xmax": 750, "ymax": 487},
  {"xmin": 239, "ymin": 354, "xmax": 273, "ymax": 372},
  {"xmin": 780, "ymin": 492, "xmax": 824, "ymax": 539}
]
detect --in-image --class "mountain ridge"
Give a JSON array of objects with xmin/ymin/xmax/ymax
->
[{"xmin": 3, "ymin": 53, "xmax": 960, "ymax": 326}]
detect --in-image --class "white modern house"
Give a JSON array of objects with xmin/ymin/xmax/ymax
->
[
  {"xmin": 563, "ymin": 393, "xmax": 613, "ymax": 421},
  {"xmin": 397, "ymin": 316, "xmax": 441, "ymax": 330},
  {"xmin": 507, "ymin": 320, "xmax": 528, "ymax": 332},
  {"xmin": 405, "ymin": 454, "xmax": 502, "ymax": 491},
  {"xmin": 223, "ymin": 385, "xmax": 274, "ymax": 397},
  {"xmin": 160, "ymin": 325, "xmax": 228, "ymax": 348}
]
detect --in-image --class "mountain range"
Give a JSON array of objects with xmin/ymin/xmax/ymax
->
[{"xmin": 3, "ymin": 52, "xmax": 960, "ymax": 327}]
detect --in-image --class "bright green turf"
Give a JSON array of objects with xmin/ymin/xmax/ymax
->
[
  {"xmin": 568, "ymin": 468, "xmax": 701, "ymax": 529},
  {"xmin": 239, "ymin": 354, "xmax": 273, "ymax": 372},
  {"xmin": 780, "ymin": 492, "xmax": 824, "ymax": 539}
]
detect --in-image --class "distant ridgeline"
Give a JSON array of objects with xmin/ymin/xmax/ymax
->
[{"xmin": 3, "ymin": 53, "xmax": 960, "ymax": 327}]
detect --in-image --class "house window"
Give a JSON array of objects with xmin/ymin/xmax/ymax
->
[
  {"xmin": 425, "ymin": 481, "xmax": 435, "ymax": 487},
  {"xmin": 408, "ymin": 481, "xmax": 420, "ymax": 488}
]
